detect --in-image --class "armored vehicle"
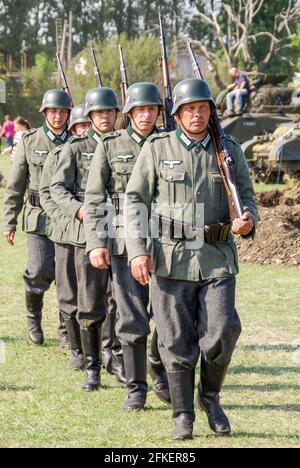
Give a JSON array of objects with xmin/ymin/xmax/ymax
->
[{"xmin": 218, "ymin": 73, "xmax": 300, "ymax": 144}]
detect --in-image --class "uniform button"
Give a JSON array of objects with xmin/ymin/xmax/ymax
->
[{"xmin": 168, "ymin": 176, "xmax": 174, "ymax": 181}]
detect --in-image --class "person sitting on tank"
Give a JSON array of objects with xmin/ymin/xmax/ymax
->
[{"xmin": 224, "ymin": 68, "xmax": 250, "ymax": 117}]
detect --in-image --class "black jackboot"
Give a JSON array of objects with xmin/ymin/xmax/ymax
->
[
  {"xmin": 80, "ymin": 326, "xmax": 102, "ymax": 392},
  {"xmin": 26, "ymin": 291, "xmax": 44, "ymax": 345},
  {"xmin": 168, "ymin": 370, "xmax": 195, "ymax": 440},
  {"xmin": 101, "ymin": 311, "xmax": 115, "ymax": 374},
  {"xmin": 122, "ymin": 342, "xmax": 148, "ymax": 411},
  {"xmin": 58, "ymin": 312, "xmax": 70, "ymax": 350},
  {"xmin": 111, "ymin": 338, "xmax": 126, "ymax": 387},
  {"xmin": 148, "ymin": 328, "xmax": 171, "ymax": 404},
  {"xmin": 197, "ymin": 360, "xmax": 231, "ymax": 436},
  {"xmin": 64, "ymin": 317, "xmax": 84, "ymax": 370}
]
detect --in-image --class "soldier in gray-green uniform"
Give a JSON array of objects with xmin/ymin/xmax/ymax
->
[
  {"xmin": 84, "ymin": 82, "xmax": 170, "ymax": 411},
  {"xmin": 40, "ymin": 104, "xmax": 91, "ymax": 371},
  {"xmin": 125, "ymin": 79, "xmax": 258, "ymax": 439},
  {"xmin": 2, "ymin": 89, "xmax": 71, "ymax": 346},
  {"xmin": 50, "ymin": 87, "xmax": 125, "ymax": 391}
]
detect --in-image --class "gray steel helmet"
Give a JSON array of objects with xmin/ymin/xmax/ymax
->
[
  {"xmin": 68, "ymin": 104, "xmax": 91, "ymax": 131},
  {"xmin": 39, "ymin": 89, "xmax": 72, "ymax": 113},
  {"xmin": 83, "ymin": 87, "xmax": 120, "ymax": 117},
  {"xmin": 123, "ymin": 82, "xmax": 162, "ymax": 114},
  {"xmin": 171, "ymin": 78, "xmax": 215, "ymax": 115}
]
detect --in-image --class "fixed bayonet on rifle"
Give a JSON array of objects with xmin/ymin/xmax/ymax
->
[
  {"xmin": 159, "ymin": 12, "xmax": 176, "ymax": 132},
  {"xmin": 119, "ymin": 44, "xmax": 130, "ymax": 128},
  {"xmin": 90, "ymin": 46, "xmax": 103, "ymax": 87},
  {"xmin": 56, "ymin": 52, "xmax": 74, "ymax": 107},
  {"xmin": 187, "ymin": 41, "xmax": 244, "ymax": 221}
]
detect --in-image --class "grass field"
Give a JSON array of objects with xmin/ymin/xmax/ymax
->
[{"xmin": 0, "ymin": 154, "xmax": 299, "ymax": 448}]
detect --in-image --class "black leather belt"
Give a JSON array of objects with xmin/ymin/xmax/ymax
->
[
  {"xmin": 27, "ymin": 189, "xmax": 41, "ymax": 208},
  {"xmin": 75, "ymin": 191, "xmax": 85, "ymax": 202},
  {"xmin": 152, "ymin": 213, "xmax": 231, "ymax": 245}
]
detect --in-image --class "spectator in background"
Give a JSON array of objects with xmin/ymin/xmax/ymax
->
[
  {"xmin": 1, "ymin": 115, "xmax": 15, "ymax": 147},
  {"xmin": 10, "ymin": 117, "xmax": 31, "ymax": 162},
  {"xmin": 224, "ymin": 68, "xmax": 250, "ymax": 117}
]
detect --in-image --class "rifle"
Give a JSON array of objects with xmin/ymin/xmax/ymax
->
[
  {"xmin": 119, "ymin": 44, "xmax": 130, "ymax": 128},
  {"xmin": 187, "ymin": 41, "xmax": 244, "ymax": 221},
  {"xmin": 56, "ymin": 53, "xmax": 74, "ymax": 107},
  {"xmin": 159, "ymin": 12, "xmax": 176, "ymax": 132},
  {"xmin": 90, "ymin": 46, "xmax": 103, "ymax": 87}
]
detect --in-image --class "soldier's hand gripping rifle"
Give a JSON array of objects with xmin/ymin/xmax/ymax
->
[
  {"xmin": 90, "ymin": 46, "xmax": 103, "ymax": 87},
  {"xmin": 119, "ymin": 44, "xmax": 130, "ymax": 128},
  {"xmin": 187, "ymin": 41, "xmax": 244, "ymax": 222},
  {"xmin": 56, "ymin": 53, "xmax": 74, "ymax": 107},
  {"xmin": 159, "ymin": 13, "xmax": 176, "ymax": 132}
]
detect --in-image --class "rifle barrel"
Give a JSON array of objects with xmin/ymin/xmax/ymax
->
[
  {"xmin": 159, "ymin": 13, "xmax": 175, "ymax": 132},
  {"xmin": 56, "ymin": 53, "xmax": 74, "ymax": 106},
  {"xmin": 90, "ymin": 47, "xmax": 103, "ymax": 87}
]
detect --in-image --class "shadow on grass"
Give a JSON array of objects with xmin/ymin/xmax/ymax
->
[
  {"xmin": 224, "ymin": 384, "xmax": 300, "ymax": 392},
  {"xmin": 242, "ymin": 345, "xmax": 300, "ymax": 352},
  {"xmin": 0, "ymin": 385, "xmax": 34, "ymax": 392},
  {"xmin": 0, "ymin": 336, "xmax": 61, "ymax": 349},
  {"xmin": 223, "ymin": 404, "xmax": 300, "ymax": 412},
  {"xmin": 229, "ymin": 366, "xmax": 300, "ymax": 375}
]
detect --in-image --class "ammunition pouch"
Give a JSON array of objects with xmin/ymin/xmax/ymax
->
[
  {"xmin": 27, "ymin": 189, "xmax": 41, "ymax": 208},
  {"xmin": 204, "ymin": 222, "xmax": 232, "ymax": 245},
  {"xmin": 152, "ymin": 213, "xmax": 231, "ymax": 245}
]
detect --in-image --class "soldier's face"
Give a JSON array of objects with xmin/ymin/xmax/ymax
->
[
  {"xmin": 45, "ymin": 108, "xmax": 69, "ymax": 131},
  {"xmin": 177, "ymin": 101, "xmax": 211, "ymax": 136},
  {"xmin": 130, "ymin": 106, "xmax": 159, "ymax": 134},
  {"xmin": 90, "ymin": 110, "xmax": 117, "ymax": 133},
  {"xmin": 72, "ymin": 122, "xmax": 91, "ymax": 136}
]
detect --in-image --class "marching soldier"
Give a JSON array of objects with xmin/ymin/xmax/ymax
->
[
  {"xmin": 125, "ymin": 78, "xmax": 258, "ymax": 438},
  {"xmin": 2, "ymin": 89, "xmax": 71, "ymax": 346},
  {"xmin": 50, "ymin": 87, "xmax": 126, "ymax": 391},
  {"xmin": 40, "ymin": 104, "xmax": 90, "ymax": 371},
  {"xmin": 84, "ymin": 82, "xmax": 170, "ymax": 411}
]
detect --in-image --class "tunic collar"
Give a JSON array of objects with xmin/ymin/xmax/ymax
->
[
  {"xmin": 43, "ymin": 124, "xmax": 68, "ymax": 144},
  {"xmin": 176, "ymin": 128, "xmax": 211, "ymax": 151}
]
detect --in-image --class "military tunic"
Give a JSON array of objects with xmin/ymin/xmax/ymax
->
[
  {"xmin": 84, "ymin": 127, "xmax": 154, "ymax": 345},
  {"xmin": 50, "ymin": 128, "xmax": 108, "ymax": 328},
  {"xmin": 125, "ymin": 129, "xmax": 258, "ymax": 371},
  {"xmin": 2, "ymin": 124, "xmax": 68, "ymax": 294},
  {"xmin": 40, "ymin": 145, "xmax": 78, "ymax": 320}
]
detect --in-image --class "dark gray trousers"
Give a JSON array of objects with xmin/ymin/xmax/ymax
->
[
  {"xmin": 24, "ymin": 233, "xmax": 55, "ymax": 294},
  {"xmin": 102, "ymin": 278, "xmax": 122, "ymax": 354},
  {"xmin": 55, "ymin": 244, "xmax": 108, "ymax": 329},
  {"xmin": 111, "ymin": 256, "xmax": 150, "ymax": 346},
  {"xmin": 151, "ymin": 275, "xmax": 242, "ymax": 372},
  {"xmin": 55, "ymin": 244, "xmax": 78, "ymax": 319}
]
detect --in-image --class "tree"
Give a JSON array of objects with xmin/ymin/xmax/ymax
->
[{"xmin": 188, "ymin": 0, "xmax": 300, "ymax": 89}]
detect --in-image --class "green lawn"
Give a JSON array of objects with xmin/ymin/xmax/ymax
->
[{"xmin": 0, "ymin": 154, "xmax": 300, "ymax": 448}]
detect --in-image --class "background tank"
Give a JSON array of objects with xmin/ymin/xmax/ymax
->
[
  {"xmin": 218, "ymin": 73, "xmax": 300, "ymax": 143},
  {"xmin": 242, "ymin": 121, "xmax": 300, "ymax": 183}
]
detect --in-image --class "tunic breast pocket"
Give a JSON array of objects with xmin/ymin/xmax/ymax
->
[
  {"xmin": 113, "ymin": 162, "xmax": 135, "ymax": 191},
  {"xmin": 160, "ymin": 168, "xmax": 186, "ymax": 207},
  {"xmin": 78, "ymin": 153, "xmax": 94, "ymax": 173},
  {"xmin": 31, "ymin": 152, "xmax": 48, "ymax": 167},
  {"xmin": 30, "ymin": 152, "xmax": 48, "ymax": 181},
  {"xmin": 210, "ymin": 172, "xmax": 226, "ymax": 208}
]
